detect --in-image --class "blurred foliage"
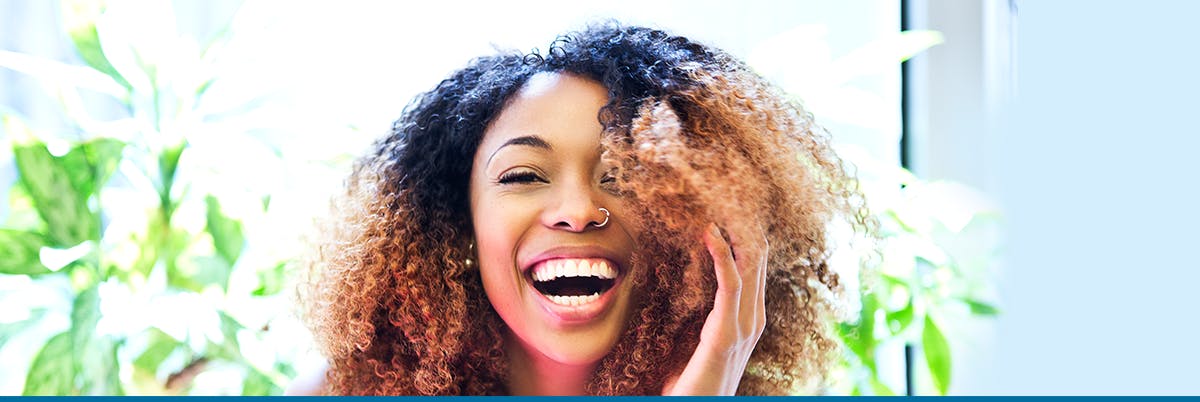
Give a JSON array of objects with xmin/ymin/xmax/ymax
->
[
  {"xmin": 837, "ymin": 153, "xmax": 1001, "ymax": 396},
  {"xmin": 750, "ymin": 29, "xmax": 1002, "ymax": 395},
  {"xmin": 0, "ymin": 0, "xmax": 307, "ymax": 395}
]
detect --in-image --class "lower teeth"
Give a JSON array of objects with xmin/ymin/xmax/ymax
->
[{"xmin": 548, "ymin": 293, "xmax": 601, "ymax": 306}]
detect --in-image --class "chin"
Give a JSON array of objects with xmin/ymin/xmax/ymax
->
[{"xmin": 529, "ymin": 327, "xmax": 623, "ymax": 365}]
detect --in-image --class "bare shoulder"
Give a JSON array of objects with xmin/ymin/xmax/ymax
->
[{"xmin": 284, "ymin": 360, "xmax": 329, "ymax": 396}]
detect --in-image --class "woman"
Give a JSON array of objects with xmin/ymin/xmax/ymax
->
[{"xmin": 293, "ymin": 23, "xmax": 869, "ymax": 395}]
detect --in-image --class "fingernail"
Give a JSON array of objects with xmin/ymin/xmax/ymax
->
[{"xmin": 709, "ymin": 223, "xmax": 721, "ymax": 237}]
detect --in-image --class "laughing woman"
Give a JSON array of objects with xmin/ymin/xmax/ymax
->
[{"xmin": 291, "ymin": 24, "xmax": 870, "ymax": 395}]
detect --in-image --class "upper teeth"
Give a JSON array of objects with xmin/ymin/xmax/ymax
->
[{"xmin": 532, "ymin": 258, "xmax": 616, "ymax": 282}]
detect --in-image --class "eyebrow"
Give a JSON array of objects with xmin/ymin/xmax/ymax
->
[{"xmin": 486, "ymin": 135, "xmax": 553, "ymax": 167}]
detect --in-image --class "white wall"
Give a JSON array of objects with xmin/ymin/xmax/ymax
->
[{"xmin": 941, "ymin": 1, "xmax": 1200, "ymax": 395}]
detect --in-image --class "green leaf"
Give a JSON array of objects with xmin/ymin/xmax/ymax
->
[
  {"xmin": 105, "ymin": 340, "xmax": 126, "ymax": 395},
  {"xmin": 0, "ymin": 50, "xmax": 127, "ymax": 98},
  {"xmin": 205, "ymin": 195, "xmax": 245, "ymax": 266},
  {"xmin": 61, "ymin": 0, "xmax": 132, "ymax": 91},
  {"xmin": 219, "ymin": 311, "xmax": 243, "ymax": 348},
  {"xmin": 880, "ymin": 273, "xmax": 909, "ymax": 289},
  {"xmin": 869, "ymin": 376, "xmax": 896, "ymax": 396},
  {"xmin": 840, "ymin": 292, "xmax": 879, "ymax": 366},
  {"xmin": 922, "ymin": 315, "xmax": 952, "ymax": 395},
  {"xmin": 164, "ymin": 229, "xmax": 209, "ymax": 292},
  {"xmin": 78, "ymin": 336, "xmax": 123, "ymax": 395},
  {"xmin": 206, "ymin": 311, "xmax": 244, "ymax": 361},
  {"xmin": 168, "ymin": 255, "xmax": 232, "ymax": 292},
  {"xmin": 131, "ymin": 212, "xmax": 172, "ymax": 279},
  {"xmin": 0, "ymin": 308, "xmax": 47, "ymax": 349},
  {"xmin": 195, "ymin": 78, "xmax": 216, "ymax": 99},
  {"xmin": 157, "ymin": 141, "xmax": 186, "ymax": 213},
  {"xmin": 0, "ymin": 229, "xmax": 50, "ymax": 275},
  {"xmin": 70, "ymin": 284, "xmax": 102, "ymax": 376},
  {"xmin": 22, "ymin": 331, "xmax": 75, "ymax": 395},
  {"xmin": 886, "ymin": 300, "xmax": 915, "ymax": 335},
  {"xmin": 252, "ymin": 262, "xmax": 287, "ymax": 296},
  {"xmin": 963, "ymin": 299, "xmax": 1001, "ymax": 316},
  {"xmin": 62, "ymin": 138, "xmax": 125, "ymax": 199},
  {"xmin": 886, "ymin": 209, "xmax": 919, "ymax": 234},
  {"xmin": 242, "ymin": 367, "xmax": 281, "ymax": 396},
  {"xmin": 274, "ymin": 360, "xmax": 297, "ymax": 378},
  {"xmin": 10, "ymin": 130, "xmax": 94, "ymax": 247},
  {"xmin": 133, "ymin": 327, "xmax": 182, "ymax": 373},
  {"xmin": 4, "ymin": 182, "xmax": 46, "ymax": 232}
]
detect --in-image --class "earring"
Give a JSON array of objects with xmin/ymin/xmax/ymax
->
[
  {"xmin": 464, "ymin": 242, "xmax": 475, "ymax": 268},
  {"xmin": 592, "ymin": 207, "xmax": 610, "ymax": 228}
]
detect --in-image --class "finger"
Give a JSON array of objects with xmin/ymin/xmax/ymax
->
[
  {"xmin": 704, "ymin": 222, "xmax": 740, "ymax": 297},
  {"xmin": 755, "ymin": 226, "xmax": 768, "ymax": 337},
  {"xmin": 727, "ymin": 222, "xmax": 768, "ymax": 335},
  {"xmin": 700, "ymin": 223, "xmax": 739, "ymax": 343}
]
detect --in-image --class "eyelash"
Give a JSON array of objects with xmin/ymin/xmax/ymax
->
[
  {"xmin": 498, "ymin": 170, "xmax": 546, "ymax": 184},
  {"xmin": 600, "ymin": 171, "xmax": 616, "ymax": 184},
  {"xmin": 496, "ymin": 170, "xmax": 618, "ymax": 187}
]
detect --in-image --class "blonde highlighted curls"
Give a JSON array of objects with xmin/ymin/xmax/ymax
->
[{"xmin": 298, "ymin": 23, "xmax": 870, "ymax": 395}]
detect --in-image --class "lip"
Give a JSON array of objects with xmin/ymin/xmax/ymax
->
[{"xmin": 520, "ymin": 245, "xmax": 627, "ymax": 325}]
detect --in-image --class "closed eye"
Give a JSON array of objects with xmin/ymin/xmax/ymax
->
[
  {"xmin": 498, "ymin": 170, "xmax": 546, "ymax": 184},
  {"xmin": 599, "ymin": 170, "xmax": 619, "ymax": 193},
  {"xmin": 600, "ymin": 171, "xmax": 616, "ymax": 184}
]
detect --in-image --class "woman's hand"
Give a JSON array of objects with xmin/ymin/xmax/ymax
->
[{"xmin": 662, "ymin": 222, "xmax": 768, "ymax": 395}]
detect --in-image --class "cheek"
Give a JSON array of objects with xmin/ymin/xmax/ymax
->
[
  {"xmin": 472, "ymin": 195, "xmax": 536, "ymax": 301},
  {"xmin": 473, "ymin": 200, "xmax": 524, "ymax": 267}
]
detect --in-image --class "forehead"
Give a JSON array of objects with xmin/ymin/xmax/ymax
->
[{"xmin": 476, "ymin": 72, "xmax": 609, "ymax": 158}]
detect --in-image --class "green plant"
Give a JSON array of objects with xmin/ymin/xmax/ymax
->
[
  {"xmin": 748, "ymin": 28, "xmax": 1002, "ymax": 395},
  {"xmin": 834, "ymin": 148, "xmax": 1001, "ymax": 395},
  {"xmin": 0, "ymin": 0, "xmax": 315, "ymax": 395}
]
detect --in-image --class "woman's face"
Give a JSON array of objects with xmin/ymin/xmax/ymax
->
[{"xmin": 469, "ymin": 72, "xmax": 639, "ymax": 367}]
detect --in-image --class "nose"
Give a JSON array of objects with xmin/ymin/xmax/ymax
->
[{"xmin": 543, "ymin": 184, "xmax": 608, "ymax": 232}]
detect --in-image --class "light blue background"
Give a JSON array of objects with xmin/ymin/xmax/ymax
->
[{"xmin": 976, "ymin": 1, "xmax": 1200, "ymax": 395}]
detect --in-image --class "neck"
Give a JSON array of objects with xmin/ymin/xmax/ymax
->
[{"xmin": 505, "ymin": 334, "xmax": 596, "ymax": 396}]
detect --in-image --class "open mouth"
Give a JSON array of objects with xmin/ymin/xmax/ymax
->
[{"xmin": 527, "ymin": 258, "xmax": 618, "ymax": 306}]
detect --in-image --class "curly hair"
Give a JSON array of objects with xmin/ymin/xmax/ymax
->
[{"xmin": 298, "ymin": 23, "xmax": 870, "ymax": 395}]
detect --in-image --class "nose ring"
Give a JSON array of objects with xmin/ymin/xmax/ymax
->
[{"xmin": 593, "ymin": 207, "xmax": 610, "ymax": 228}]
